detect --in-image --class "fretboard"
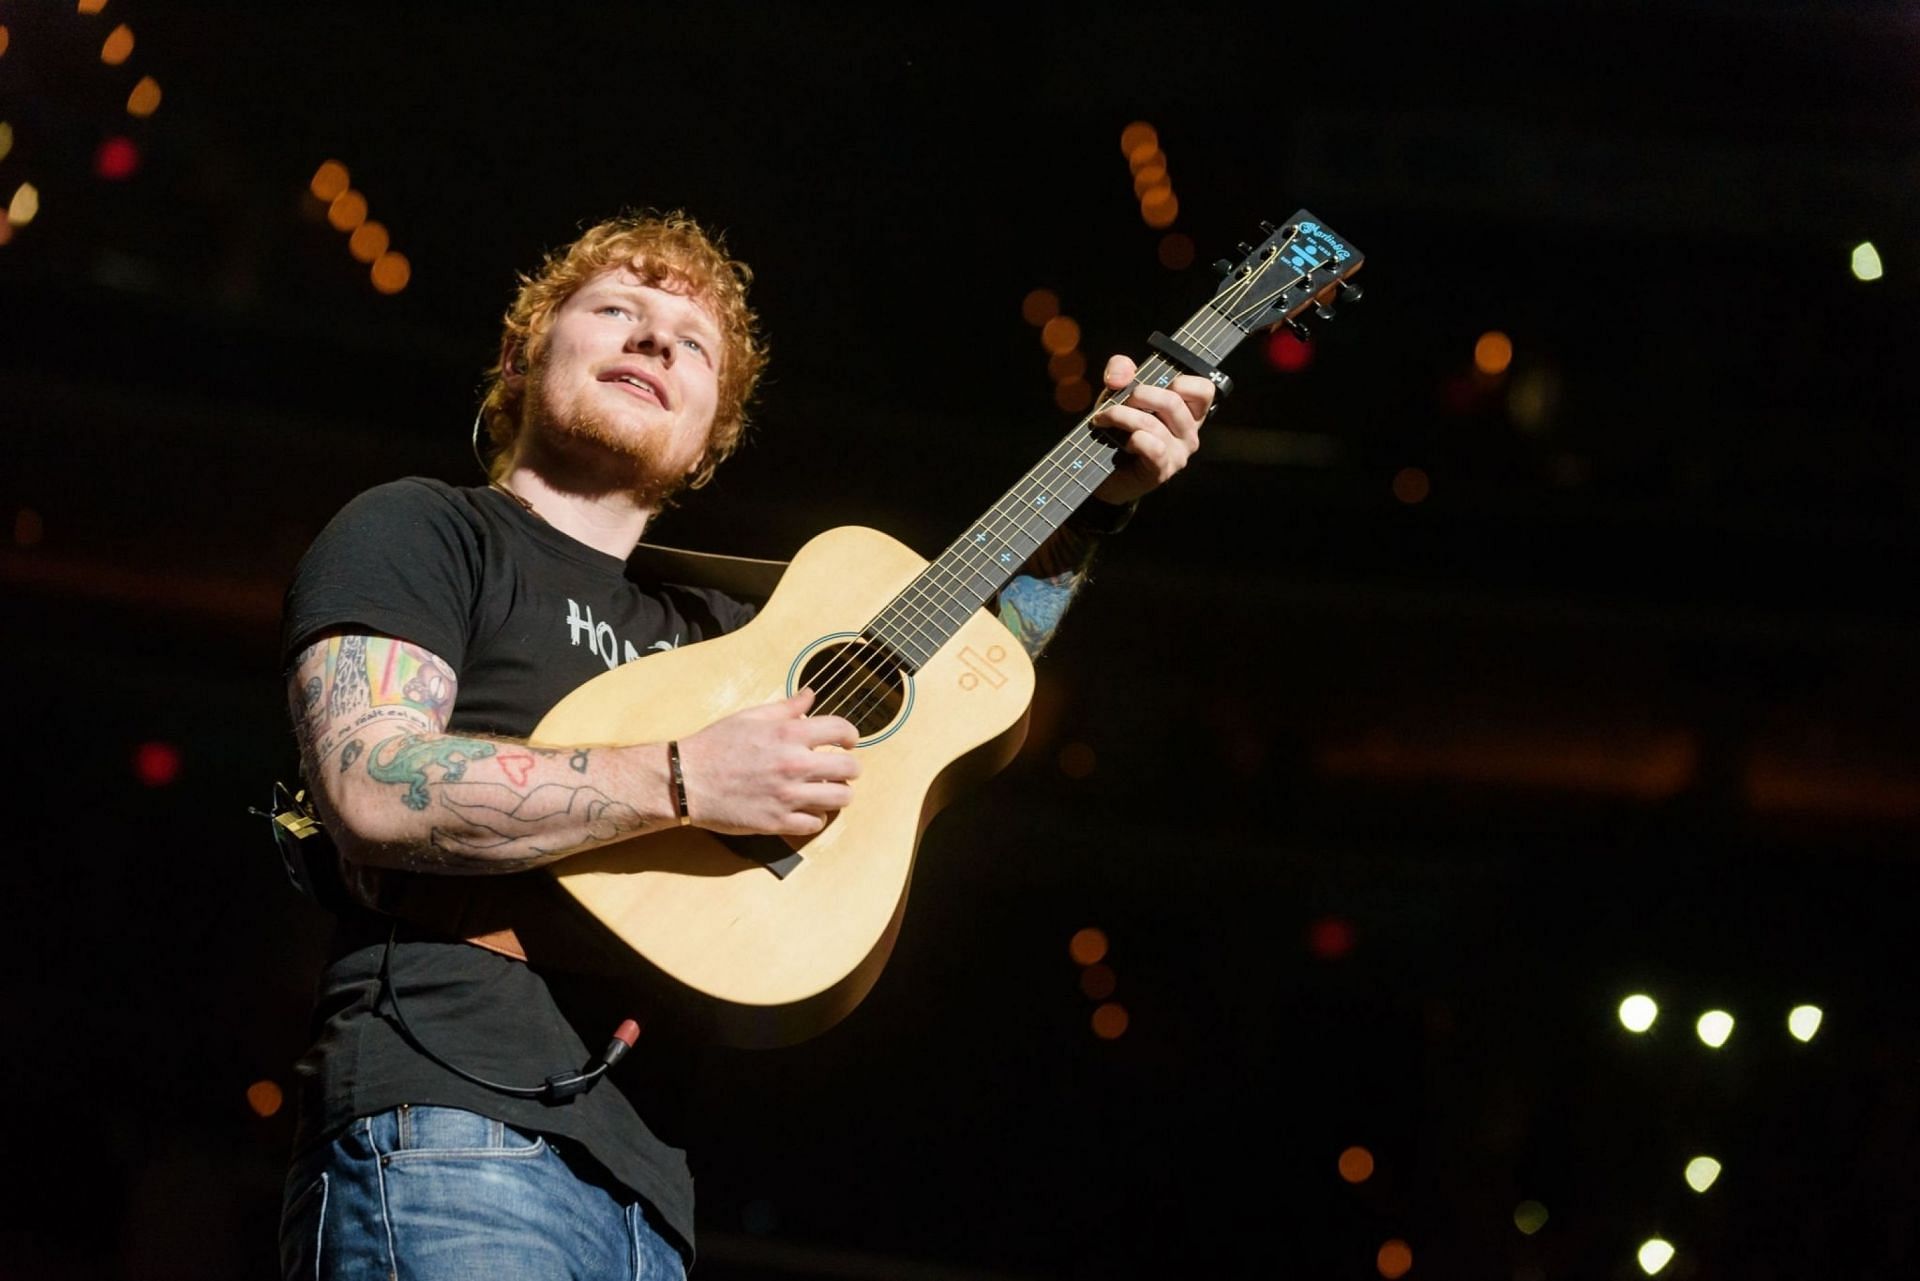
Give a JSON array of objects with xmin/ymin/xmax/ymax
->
[{"xmin": 866, "ymin": 302, "xmax": 1250, "ymax": 671}]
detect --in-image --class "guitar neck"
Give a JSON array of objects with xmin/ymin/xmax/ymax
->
[{"xmin": 866, "ymin": 302, "xmax": 1252, "ymax": 671}]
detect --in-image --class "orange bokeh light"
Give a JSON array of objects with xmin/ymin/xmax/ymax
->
[
  {"xmin": 349, "ymin": 219, "xmax": 390, "ymax": 264},
  {"xmin": 1069, "ymin": 927, "xmax": 1109, "ymax": 967},
  {"xmin": 78, "ymin": 0, "xmax": 111, "ymax": 13},
  {"xmin": 1079, "ymin": 963, "xmax": 1116, "ymax": 1000},
  {"xmin": 1376, "ymin": 1239, "xmax": 1412, "ymax": 1280},
  {"xmin": 1392, "ymin": 467, "xmax": 1431, "ymax": 505},
  {"xmin": 1338, "ymin": 1145, "xmax": 1375, "ymax": 1183},
  {"xmin": 371, "ymin": 250, "xmax": 412, "ymax": 294},
  {"xmin": 1021, "ymin": 287, "xmax": 1059, "ymax": 327},
  {"xmin": 309, "ymin": 161, "xmax": 350, "ymax": 202},
  {"xmin": 1131, "ymin": 164, "xmax": 1168, "ymax": 196},
  {"xmin": 1091, "ymin": 1002, "xmax": 1130, "ymax": 1039},
  {"xmin": 1119, "ymin": 122, "xmax": 1157, "ymax": 157},
  {"xmin": 100, "ymin": 23, "xmax": 134, "ymax": 66},
  {"xmin": 126, "ymin": 75, "xmax": 162, "ymax": 117},
  {"xmin": 327, "ymin": 189, "xmax": 368, "ymax": 232},
  {"xmin": 1053, "ymin": 378, "xmax": 1093, "ymax": 413},
  {"xmin": 1040, "ymin": 315, "xmax": 1081, "ymax": 356},
  {"xmin": 1474, "ymin": 330, "xmax": 1514, "ymax": 376},
  {"xmin": 246, "ymin": 1080, "xmax": 285, "ymax": 1118},
  {"xmin": 1048, "ymin": 350, "xmax": 1086, "ymax": 383},
  {"xmin": 1141, "ymin": 191, "xmax": 1179, "ymax": 229}
]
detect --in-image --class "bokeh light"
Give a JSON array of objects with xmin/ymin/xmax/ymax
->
[
  {"xmin": 1788, "ymin": 1004, "xmax": 1823, "ymax": 1042},
  {"xmin": 94, "ymin": 136, "xmax": 139, "ymax": 181},
  {"xmin": 1057, "ymin": 741, "xmax": 1096, "ymax": 778},
  {"xmin": 246, "ymin": 1080, "xmax": 285, "ymax": 1118},
  {"xmin": 1078, "ymin": 963, "xmax": 1115, "ymax": 1000},
  {"xmin": 1091, "ymin": 1002, "xmax": 1129, "ymax": 1039},
  {"xmin": 1069, "ymin": 927, "xmax": 1108, "ymax": 967},
  {"xmin": 1047, "ymin": 350, "xmax": 1086, "ymax": 383},
  {"xmin": 1474, "ymin": 330, "xmax": 1514, "ymax": 375},
  {"xmin": 1119, "ymin": 122, "xmax": 1157, "ymax": 156},
  {"xmin": 1376, "ymin": 1239, "xmax": 1412, "ymax": 1280},
  {"xmin": 1618, "ymin": 994, "xmax": 1659, "ymax": 1032},
  {"xmin": 0, "ymin": 121, "xmax": 13, "ymax": 164},
  {"xmin": 1053, "ymin": 377, "xmax": 1092, "ymax": 413},
  {"xmin": 1513, "ymin": 1200, "xmax": 1549, "ymax": 1235},
  {"xmin": 100, "ymin": 23, "xmax": 134, "ymax": 66},
  {"xmin": 327, "ymin": 189, "xmax": 369, "ymax": 232},
  {"xmin": 1308, "ymin": 916, "xmax": 1355, "ymax": 960},
  {"xmin": 1266, "ymin": 329, "xmax": 1312, "ymax": 372},
  {"xmin": 9, "ymin": 181, "xmax": 41, "ymax": 227},
  {"xmin": 127, "ymin": 75, "xmax": 162, "ymax": 117},
  {"xmin": 1684, "ymin": 1155, "xmax": 1721, "ymax": 1192},
  {"xmin": 78, "ymin": 0, "xmax": 111, "ymax": 14},
  {"xmin": 1696, "ymin": 1009, "xmax": 1734, "ymax": 1048},
  {"xmin": 1850, "ymin": 241, "xmax": 1882, "ymax": 282},
  {"xmin": 348, "ymin": 219, "xmax": 390, "ymax": 264},
  {"xmin": 1020, "ymin": 288, "xmax": 1059, "ymax": 327},
  {"xmin": 133, "ymin": 741, "xmax": 182, "ymax": 787},
  {"xmin": 309, "ymin": 160, "xmax": 351, "ymax": 202},
  {"xmin": 1040, "ymin": 315, "xmax": 1081, "ymax": 356},
  {"xmin": 1637, "ymin": 1238, "xmax": 1675, "ymax": 1275},
  {"xmin": 370, "ymin": 250, "xmax": 411, "ymax": 294},
  {"xmin": 1337, "ymin": 1145, "xmax": 1374, "ymax": 1183},
  {"xmin": 1392, "ymin": 467, "xmax": 1431, "ymax": 505}
]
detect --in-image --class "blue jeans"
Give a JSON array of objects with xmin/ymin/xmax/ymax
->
[{"xmin": 279, "ymin": 1105, "xmax": 687, "ymax": 1280}]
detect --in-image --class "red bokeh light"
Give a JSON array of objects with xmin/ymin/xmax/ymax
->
[
  {"xmin": 1266, "ymin": 329, "xmax": 1313, "ymax": 372},
  {"xmin": 1307, "ymin": 915, "xmax": 1355, "ymax": 959},
  {"xmin": 95, "ymin": 136, "xmax": 141, "ymax": 181},
  {"xmin": 133, "ymin": 741, "xmax": 182, "ymax": 787}
]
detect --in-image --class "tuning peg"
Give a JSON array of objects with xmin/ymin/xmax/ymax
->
[
  {"xmin": 1286, "ymin": 318, "xmax": 1312, "ymax": 343},
  {"xmin": 1236, "ymin": 241, "xmax": 1254, "ymax": 257},
  {"xmin": 1313, "ymin": 301, "xmax": 1338, "ymax": 321},
  {"xmin": 1340, "ymin": 281, "xmax": 1365, "ymax": 304},
  {"xmin": 1258, "ymin": 220, "xmax": 1278, "ymax": 235},
  {"xmin": 1212, "ymin": 258, "xmax": 1235, "ymax": 277}
]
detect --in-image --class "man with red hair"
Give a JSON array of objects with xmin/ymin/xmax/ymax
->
[{"xmin": 277, "ymin": 210, "xmax": 1212, "ymax": 1279}]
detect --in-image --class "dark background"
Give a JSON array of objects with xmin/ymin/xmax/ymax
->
[{"xmin": 3, "ymin": 2, "xmax": 1916, "ymax": 1278}]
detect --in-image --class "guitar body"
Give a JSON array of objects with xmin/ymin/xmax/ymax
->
[{"xmin": 532, "ymin": 525, "xmax": 1035, "ymax": 1047}]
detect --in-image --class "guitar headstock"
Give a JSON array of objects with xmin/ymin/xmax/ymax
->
[{"xmin": 1209, "ymin": 211, "xmax": 1365, "ymax": 337}]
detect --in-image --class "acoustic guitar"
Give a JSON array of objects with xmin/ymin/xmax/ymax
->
[{"xmin": 532, "ymin": 213, "xmax": 1366, "ymax": 1046}]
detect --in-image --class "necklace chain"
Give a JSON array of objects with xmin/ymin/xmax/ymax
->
[{"xmin": 490, "ymin": 480, "xmax": 546, "ymax": 523}]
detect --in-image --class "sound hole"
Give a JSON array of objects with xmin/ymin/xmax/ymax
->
[{"xmin": 798, "ymin": 639, "xmax": 908, "ymax": 740}]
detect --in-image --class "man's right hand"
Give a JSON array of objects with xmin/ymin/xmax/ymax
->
[{"xmin": 675, "ymin": 689, "xmax": 861, "ymax": 837}]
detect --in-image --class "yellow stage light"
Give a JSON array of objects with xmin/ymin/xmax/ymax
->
[
  {"xmin": 1788, "ymin": 1004, "xmax": 1823, "ymax": 1041},
  {"xmin": 1696, "ymin": 1009, "xmax": 1734, "ymax": 1048},
  {"xmin": 1618, "ymin": 994, "xmax": 1658, "ymax": 1032}
]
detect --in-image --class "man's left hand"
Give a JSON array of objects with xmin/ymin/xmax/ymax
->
[{"xmin": 1089, "ymin": 355, "xmax": 1213, "ymax": 505}]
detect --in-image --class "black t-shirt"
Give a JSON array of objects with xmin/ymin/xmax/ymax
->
[{"xmin": 280, "ymin": 477, "xmax": 759, "ymax": 1263}]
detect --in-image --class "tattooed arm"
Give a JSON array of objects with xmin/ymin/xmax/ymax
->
[
  {"xmin": 997, "ymin": 523, "xmax": 1103, "ymax": 659},
  {"xmin": 288, "ymin": 633, "xmax": 861, "ymax": 874}
]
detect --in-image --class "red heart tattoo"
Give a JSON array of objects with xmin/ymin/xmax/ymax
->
[{"xmin": 498, "ymin": 753, "xmax": 535, "ymax": 785}]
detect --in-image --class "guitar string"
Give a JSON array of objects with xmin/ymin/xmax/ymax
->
[
  {"xmin": 851, "ymin": 257, "xmax": 1286, "ymax": 675},
  {"xmin": 813, "ymin": 250, "xmax": 1322, "ymax": 731},
  {"xmin": 807, "ymin": 243, "xmax": 1333, "ymax": 731},
  {"xmin": 807, "ymin": 248, "xmax": 1322, "ymax": 733}
]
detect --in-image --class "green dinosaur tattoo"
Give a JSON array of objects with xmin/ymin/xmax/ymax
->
[{"xmin": 368, "ymin": 733, "xmax": 499, "ymax": 811}]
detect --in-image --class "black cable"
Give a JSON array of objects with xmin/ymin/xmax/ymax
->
[{"xmin": 376, "ymin": 922, "xmax": 637, "ymax": 1103}]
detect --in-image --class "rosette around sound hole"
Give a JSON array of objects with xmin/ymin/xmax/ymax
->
[{"xmin": 797, "ymin": 638, "xmax": 910, "ymax": 740}]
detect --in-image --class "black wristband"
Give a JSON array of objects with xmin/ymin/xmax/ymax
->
[{"xmin": 1065, "ymin": 496, "xmax": 1138, "ymax": 536}]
